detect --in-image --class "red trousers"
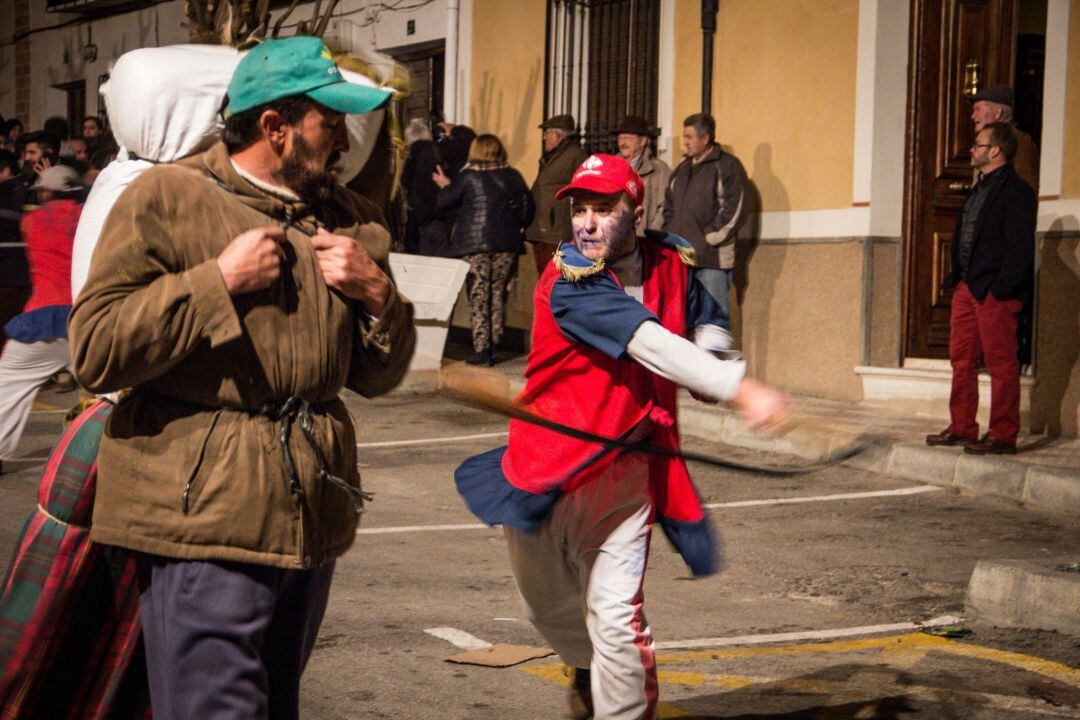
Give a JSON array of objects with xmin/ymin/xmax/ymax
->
[{"xmin": 948, "ymin": 281, "xmax": 1022, "ymax": 443}]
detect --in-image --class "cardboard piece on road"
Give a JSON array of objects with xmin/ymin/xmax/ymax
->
[{"xmin": 444, "ymin": 643, "xmax": 554, "ymax": 668}]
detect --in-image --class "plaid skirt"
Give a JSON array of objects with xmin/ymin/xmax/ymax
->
[{"xmin": 0, "ymin": 400, "xmax": 150, "ymax": 719}]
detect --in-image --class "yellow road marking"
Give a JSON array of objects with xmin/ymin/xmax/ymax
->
[
  {"xmin": 519, "ymin": 632, "xmax": 1080, "ymax": 716},
  {"xmin": 31, "ymin": 401, "xmax": 63, "ymax": 412}
]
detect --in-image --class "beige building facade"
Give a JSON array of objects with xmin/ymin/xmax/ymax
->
[
  {"xmin": 3, "ymin": 0, "xmax": 1078, "ymax": 436},
  {"xmin": 463, "ymin": 0, "xmax": 1080, "ymax": 438}
]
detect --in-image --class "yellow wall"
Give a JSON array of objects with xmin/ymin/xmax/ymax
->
[
  {"xmin": 710, "ymin": 0, "xmax": 859, "ymax": 212},
  {"xmin": 1062, "ymin": 0, "xmax": 1080, "ymax": 198},
  {"xmin": 468, "ymin": 0, "xmax": 546, "ymax": 177},
  {"xmin": 670, "ymin": 0, "xmax": 705, "ymax": 162}
]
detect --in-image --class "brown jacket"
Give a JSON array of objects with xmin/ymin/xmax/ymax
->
[
  {"xmin": 69, "ymin": 142, "xmax": 416, "ymax": 570},
  {"xmin": 525, "ymin": 134, "xmax": 588, "ymax": 246},
  {"xmin": 634, "ymin": 150, "xmax": 672, "ymax": 237}
]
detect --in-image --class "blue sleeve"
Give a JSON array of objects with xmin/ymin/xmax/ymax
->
[
  {"xmin": 686, "ymin": 269, "xmax": 731, "ymax": 330},
  {"xmin": 549, "ymin": 273, "xmax": 659, "ymax": 359}
]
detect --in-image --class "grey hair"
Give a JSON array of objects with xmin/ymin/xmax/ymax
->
[
  {"xmin": 404, "ymin": 117, "xmax": 433, "ymax": 145},
  {"xmin": 997, "ymin": 103, "xmax": 1013, "ymax": 122}
]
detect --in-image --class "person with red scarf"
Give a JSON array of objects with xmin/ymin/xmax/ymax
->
[
  {"xmin": 455, "ymin": 154, "xmax": 787, "ymax": 719},
  {"xmin": 0, "ymin": 165, "xmax": 82, "ymax": 475}
]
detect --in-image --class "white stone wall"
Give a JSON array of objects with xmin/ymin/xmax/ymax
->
[{"xmin": 3, "ymin": 0, "xmax": 450, "ymax": 130}]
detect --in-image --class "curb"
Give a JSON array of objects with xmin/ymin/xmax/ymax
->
[
  {"xmin": 417, "ymin": 366, "xmax": 1078, "ymax": 514},
  {"xmin": 965, "ymin": 559, "xmax": 1080, "ymax": 636},
  {"xmin": 674, "ymin": 396, "xmax": 1079, "ymax": 514}
]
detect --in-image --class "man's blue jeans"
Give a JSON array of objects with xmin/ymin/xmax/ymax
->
[{"xmin": 695, "ymin": 268, "xmax": 733, "ymax": 318}]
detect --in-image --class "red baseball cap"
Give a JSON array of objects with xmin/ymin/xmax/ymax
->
[{"xmin": 555, "ymin": 153, "xmax": 644, "ymax": 207}]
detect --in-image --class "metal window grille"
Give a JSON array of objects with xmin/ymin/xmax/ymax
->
[{"xmin": 545, "ymin": 0, "xmax": 661, "ymax": 155}]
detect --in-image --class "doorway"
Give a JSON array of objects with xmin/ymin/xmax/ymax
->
[
  {"xmin": 901, "ymin": 0, "xmax": 1045, "ymax": 363},
  {"xmin": 386, "ymin": 39, "xmax": 445, "ymax": 129}
]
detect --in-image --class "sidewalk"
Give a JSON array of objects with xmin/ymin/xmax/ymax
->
[{"xmin": 424, "ymin": 356, "xmax": 1080, "ymax": 513}]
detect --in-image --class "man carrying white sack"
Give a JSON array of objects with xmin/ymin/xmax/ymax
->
[
  {"xmin": 69, "ymin": 36, "xmax": 416, "ymax": 720},
  {"xmin": 454, "ymin": 154, "xmax": 788, "ymax": 720}
]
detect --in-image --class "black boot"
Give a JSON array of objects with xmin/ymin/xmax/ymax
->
[{"xmin": 567, "ymin": 667, "xmax": 592, "ymax": 719}]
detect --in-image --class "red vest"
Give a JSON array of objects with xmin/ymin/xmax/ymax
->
[{"xmin": 501, "ymin": 241, "xmax": 704, "ymax": 525}]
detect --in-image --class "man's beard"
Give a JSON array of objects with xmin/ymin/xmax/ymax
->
[{"xmin": 276, "ymin": 134, "xmax": 338, "ymax": 202}]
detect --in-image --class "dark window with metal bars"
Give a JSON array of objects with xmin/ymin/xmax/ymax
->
[{"xmin": 545, "ymin": 0, "xmax": 661, "ymax": 155}]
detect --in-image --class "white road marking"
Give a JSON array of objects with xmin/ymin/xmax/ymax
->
[
  {"xmin": 357, "ymin": 431, "xmax": 508, "ymax": 449},
  {"xmin": 424, "ymin": 626, "xmax": 493, "ymax": 650},
  {"xmin": 704, "ymin": 485, "xmax": 942, "ymax": 509},
  {"xmin": 654, "ymin": 615, "xmax": 964, "ymax": 650},
  {"xmin": 357, "ymin": 487, "xmax": 944, "ymax": 535},
  {"xmin": 358, "ymin": 522, "xmax": 489, "ymax": 535}
]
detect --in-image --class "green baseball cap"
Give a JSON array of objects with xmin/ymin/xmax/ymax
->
[{"xmin": 223, "ymin": 36, "xmax": 392, "ymax": 118}]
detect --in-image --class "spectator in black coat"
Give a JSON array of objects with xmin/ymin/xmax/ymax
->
[
  {"xmin": 0, "ymin": 150, "xmax": 31, "ymax": 348},
  {"xmin": 402, "ymin": 118, "xmax": 450, "ymax": 256},
  {"xmin": 434, "ymin": 134, "xmax": 535, "ymax": 365}
]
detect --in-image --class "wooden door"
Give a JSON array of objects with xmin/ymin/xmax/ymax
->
[
  {"xmin": 388, "ymin": 40, "xmax": 445, "ymax": 127},
  {"xmin": 902, "ymin": 0, "xmax": 1017, "ymax": 359}
]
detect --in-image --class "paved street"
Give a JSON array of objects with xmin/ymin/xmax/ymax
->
[{"xmin": 3, "ymin": 387, "xmax": 1079, "ymax": 719}]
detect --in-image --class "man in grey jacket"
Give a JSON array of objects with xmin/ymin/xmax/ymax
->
[
  {"xmin": 662, "ymin": 113, "xmax": 748, "ymax": 316},
  {"xmin": 612, "ymin": 115, "xmax": 671, "ymax": 237}
]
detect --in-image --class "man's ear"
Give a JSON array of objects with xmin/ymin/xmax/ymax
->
[
  {"xmin": 259, "ymin": 109, "xmax": 289, "ymax": 150},
  {"xmin": 633, "ymin": 204, "xmax": 645, "ymax": 223}
]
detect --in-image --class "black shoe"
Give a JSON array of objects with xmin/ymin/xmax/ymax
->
[
  {"xmin": 925, "ymin": 429, "xmax": 975, "ymax": 447},
  {"xmin": 964, "ymin": 434, "xmax": 1017, "ymax": 455},
  {"xmin": 567, "ymin": 667, "xmax": 593, "ymax": 719},
  {"xmin": 464, "ymin": 350, "xmax": 494, "ymax": 367}
]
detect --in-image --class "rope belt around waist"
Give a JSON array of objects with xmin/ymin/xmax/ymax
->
[{"xmin": 260, "ymin": 395, "xmax": 371, "ymax": 515}]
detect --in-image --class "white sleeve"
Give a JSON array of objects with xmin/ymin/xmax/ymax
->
[{"xmin": 626, "ymin": 320, "xmax": 746, "ymax": 402}]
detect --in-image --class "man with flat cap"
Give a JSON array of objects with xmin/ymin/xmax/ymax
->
[
  {"xmin": 969, "ymin": 84, "xmax": 1039, "ymax": 191},
  {"xmin": 526, "ymin": 114, "xmax": 588, "ymax": 274},
  {"xmin": 613, "ymin": 115, "xmax": 671, "ymax": 237},
  {"xmin": 70, "ymin": 36, "xmax": 416, "ymax": 717}
]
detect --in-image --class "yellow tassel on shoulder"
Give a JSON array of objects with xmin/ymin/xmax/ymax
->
[
  {"xmin": 554, "ymin": 250, "xmax": 606, "ymax": 282},
  {"xmin": 677, "ymin": 244, "xmax": 696, "ymax": 267}
]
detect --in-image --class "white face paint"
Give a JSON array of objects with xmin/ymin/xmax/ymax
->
[{"xmin": 570, "ymin": 192, "xmax": 640, "ymax": 262}]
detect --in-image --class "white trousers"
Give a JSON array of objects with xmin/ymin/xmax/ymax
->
[
  {"xmin": 0, "ymin": 338, "xmax": 70, "ymax": 460},
  {"xmin": 505, "ymin": 454, "xmax": 657, "ymax": 720}
]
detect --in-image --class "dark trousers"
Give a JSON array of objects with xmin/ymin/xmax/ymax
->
[
  {"xmin": 531, "ymin": 241, "xmax": 558, "ymax": 276},
  {"xmin": 948, "ymin": 281, "xmax": 1022, "ymax": 443},
  {"xmin": 137, "ymin": 555, "xmax": 335, "ymax": 720},
  {"xmin": 0, "ymin": 284, "xmax": 30, "ymax": 349}
]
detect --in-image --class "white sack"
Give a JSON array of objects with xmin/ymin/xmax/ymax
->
[
  {"xmin": 73, "ymin": 44, "xmax": 388, "ymax": 300},
  {"xmin": 71, "ymin": 152, "xmax": 152, "ymax": 299}
]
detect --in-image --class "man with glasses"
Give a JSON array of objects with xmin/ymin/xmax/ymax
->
[{"xmin": 926, "ymin": 122, "xmax": 1036, "ymax": 455}]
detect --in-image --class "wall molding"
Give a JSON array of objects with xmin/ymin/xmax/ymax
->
[
  {"xmin": 1037, "ymin": 199, "xmax": 1080, "ymax": 233},
  {"xmin": 656, "ymin": 0, "xmax": 676, "ymax": 166},
  {"xmin": 1039, "ymin": 0, "xmax": 1070, "ymax": 198},
  {"xmin": 757, "ymin": 207, "xmax": 871, "ymax": 239},
  {"xmin": 852, "ymin": 0, "xmax": 878, "ymax": 204}
]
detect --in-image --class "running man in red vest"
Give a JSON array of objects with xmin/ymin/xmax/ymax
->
[{"xmin": 455, "ymin": 154, "xmax": 788, "ymax": 719}]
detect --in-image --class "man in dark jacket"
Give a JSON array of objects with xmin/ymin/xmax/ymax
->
[
  {"xmin": 0, "ymin": 150, "xmax": 30, "ymax": 347},
  {"xmin": 662, "ymin": 113, "xmax": 748, "ymax": 317},
  {"xmin": 926, "ymin": 122, "xmax": 1036, "ymax": 455},
  {"xmin": 525, "ymin": 114, "xmax": 588, "ymax": 275}
]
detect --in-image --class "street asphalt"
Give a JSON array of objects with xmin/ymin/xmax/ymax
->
[{"xmin": 3, "ymin": 386, "xmax": 1078, "ymax": 719}]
